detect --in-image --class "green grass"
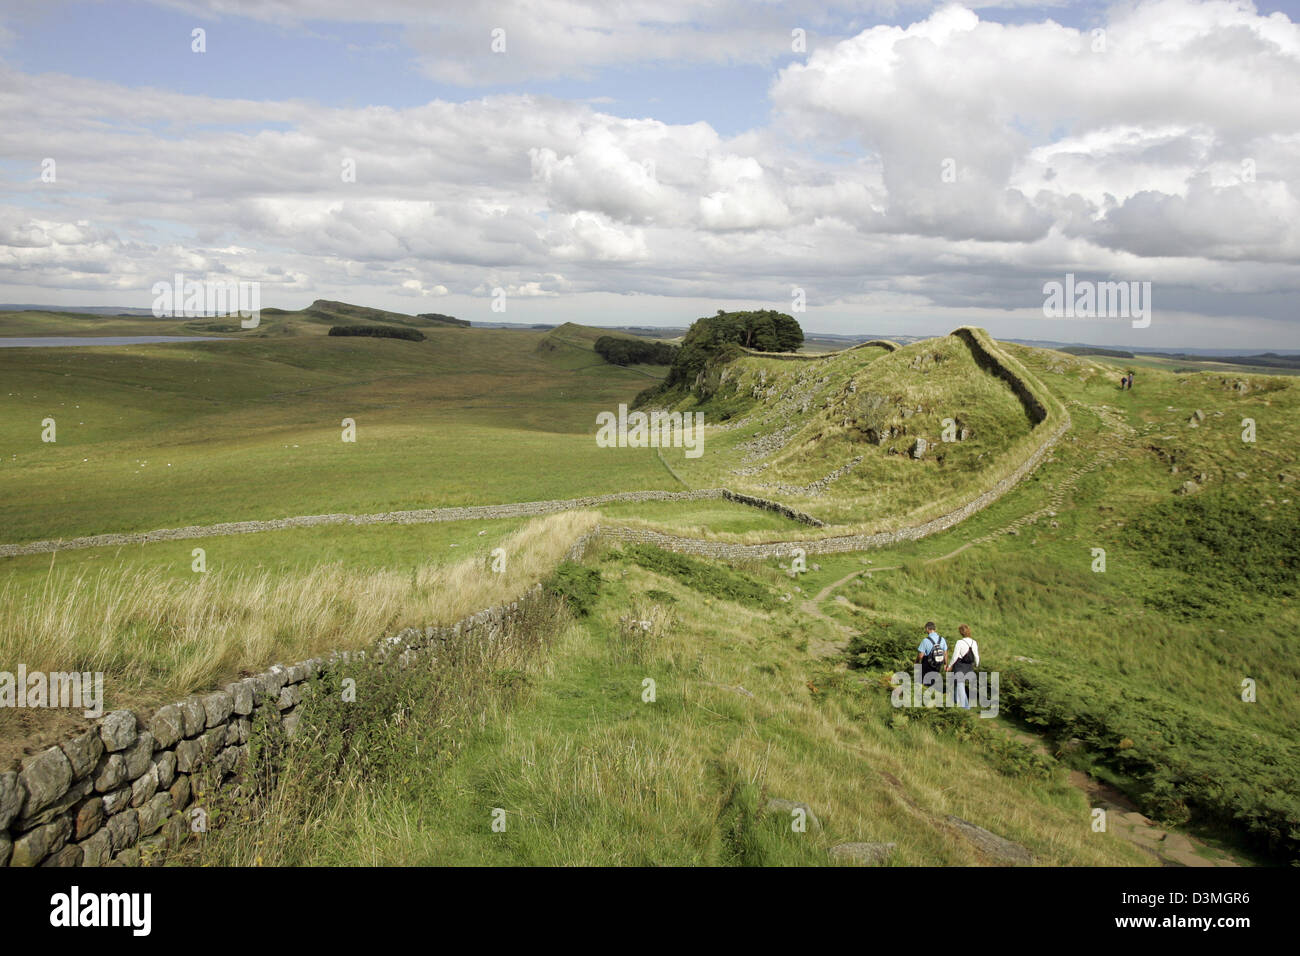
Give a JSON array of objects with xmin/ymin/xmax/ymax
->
[
  {"xmin": 659, "ymin": 333, "xmax": 1051, "ymax": 531},
  {"xmin": 0, "ymin": 326, "xmax": 671, "ymax": 542},
  {"xmin": 188, "ymin": 544, "xmax": 1150, "ymax": 866}
]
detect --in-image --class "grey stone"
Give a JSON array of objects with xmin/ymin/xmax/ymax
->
[
  {"xmin": 175, "ymin": 737, "xmax": 203, "ymax": 773},
  {"xmin": 105, "ymin": 808, "xmax": 139, "ymax": 852},
  {"xmin": 828, "ymin": 842, "xmax": 896, "ymax": 865},
  {"xmin": 946, "ymin": 815, "xmax": 1034, "ymax": 865},
  {"xmin": 19, "ymin": 776, "xmax": 92, "ymax": 829},
  {"xmin": 180, "ymin": 697, "xmax": 207, "ymax": 738},
  {"xmin": 73, "ymin": 796, "xmax": 104, "ymax": 839},
  {"xmin": 0, "ymin": 771, "xmax": 26, "ymax": 830},
  {"xmin": 287, "ymin": 662, "xmax": 309, "ymax": 683},
  {"xmin": 202, "ymin": 691, "xmax": 234, "ymax": 728},
  {"xmin": 149, "ymin": 704, "xmax": 185, "ymax": 749},
  {"xmin": 110, "ymin": 847, "xmax": 140, "ymax": 867},
  {"xmin": 764, "ymin": 798, "xmax": 822, "ymax": 832},
  {"xmin": 224, "ymin": 680, "xmax": 255, "ymax": 716},
  {"xmin": 154, "ymin": 751, "xmax": 176, "ymax": 789},
  {"xmin": 99, "ymin": 710, "xmax": 138, "ymax": 752},
  {"xmin": 60, "ymin": 728, "xmax": 104, "ymax": 780},
  {"xmin": 10, "ymin": 815, "xmax": 71, "ymax": 867},
  {"xmin": 102, "ymin": 786, "xmax": 132, "ymax": 816},
  {"xmin": 121, "ymin": 731, "xmax": 154, "ymax": 779},
  {"xmin": 138, "ymin": 793, "xmax": 172, "ymax": 837},
  {"xmin": 282, "ymin": 711, "xmax": 302, "ymax": 738},
  {"xmin": 78, "ymin": 828, "xmax": 111, "ymax": 866},
  {"xmin": 0, "ymin": 830, "xmax": 9, "ymax": 867},
  {"xmin": 910, "ymin": 437, "xmax": 928, "ymax": 459},
  {"xmin": 217, "ymin": 745, "xmax": 247, "ymax": 775},
  {"xmin": 169, "ymin": 774, "xmax": 190, "ymax": 809},
  {"xmin": 278, "ymin": 683, "xmax": 302, "ymax": 710},
  {"xmin": 41, "ymin": 844, "xmax": 84, "ymax": 867},
  {"xmin": 255, "ymin": 667, "xmax": 287, "ymax": 704},
  {"xmin": 130, "ymin": 765, "xmax": 159, "ymax": 808},
  {"xmin": 19, "ymin": 746, "xmax": 73, "ymax": 817},
  {"xmin": 200, "ymin": 728, "xmax": 224, "ymax": 760}
]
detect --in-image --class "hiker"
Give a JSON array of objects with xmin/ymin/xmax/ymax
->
[
  {"xmin": 917, "ymin": 622, "xmax": 947, "ymax": 688},
  {"xmin": 1120, "ymin": 374, "xmax": 1128, "ymax": 390},
  {"xmin": 946, "ymin": 624, "xmax": 980, "ymax": 709},
  {"xmin": 1126, "ymin": 369, "xmax": 1135, "ymax": 390}
]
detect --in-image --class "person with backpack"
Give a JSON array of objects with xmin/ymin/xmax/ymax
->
[
  {"xmin": 946, "ymin": 624, "xmax": 980, "ymax": 709},
  {"xmin": 917, "ymin": 622, "xmax": 947, "ymax": 689}
]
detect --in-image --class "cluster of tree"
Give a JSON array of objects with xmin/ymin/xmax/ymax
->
[
  {"xmin": 593, "ymin": 335, "xmax": 679, "ymax": 366},
  {"xmin": 662, "ymin": 309, "xmax": 804, "ymax": 390},
  {"xmin": 328, "ymin": 325, "xmax": 426, "ymax": 341}
]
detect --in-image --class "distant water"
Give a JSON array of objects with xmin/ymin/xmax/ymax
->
[{"xmin": 0, "ymin": 336, "xmax": 230, "ymax": 348}]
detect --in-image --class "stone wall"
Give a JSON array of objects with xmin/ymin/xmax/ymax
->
[
  {"xmin": 0, "ymin": 582, "xmax": 560, "ymax": 868},
  {"xmin": 0, "ymin": 488, "xmax": 820, "ymax": 558},
  {"xmin": 737, "ymin": 339, "xmax": 899, "ymax": 361}
]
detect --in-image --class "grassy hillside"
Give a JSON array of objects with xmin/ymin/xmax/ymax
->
[
  {"xmin": 661, "ymin": 332, "xmax": 1054, "ymax": 531},
  {"xmin": 0, "ymin": 325, "xmax": 671, "ymax": 544},
  {"xmin": 186, "ymin": 541, "xmax": 1153, "ymax": 867}
]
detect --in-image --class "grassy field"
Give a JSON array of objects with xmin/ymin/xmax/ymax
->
[
  {"xmin": 186, "ymin": 542, "xmax": 1152, "ymax": 867},
  {"xmin": 0, "ymin": 325, "xmax": 675, "ymax": 543}
]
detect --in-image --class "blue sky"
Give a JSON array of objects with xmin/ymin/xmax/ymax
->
[{"xmin": 2, "ymin": 0, "xmax": 1300, "ymax": 347}]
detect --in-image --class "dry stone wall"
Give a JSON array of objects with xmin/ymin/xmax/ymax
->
[
  {"xmin": 0, "ymin": 488, "xmax": 821, "ymax": 558},
  {"xmin": 1, "ymin": 581, "xmax": 560, "ymax": 868},
  {"xmin": 737, "ymin": 340, "xmax": 899, "ymax": 361}
]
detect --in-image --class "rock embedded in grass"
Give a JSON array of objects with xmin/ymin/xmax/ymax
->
[{"xmin": 828, "ymin": 842, "xmax": 896, "ymax": 865}]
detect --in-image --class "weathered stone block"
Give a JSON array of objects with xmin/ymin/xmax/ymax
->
[
  {"xmin": 282, "ymin": 711, "xmax": 302, "ymax": 738},
  {"xmin": 19, "ymin": 776, "xmax": 92, "ymax": 830},
  {"xmin": 202, "ymin": 690, "xmax": 234, "ymax": 728},
  {"xmin": 78, "ymin": 828, "xmax": 111, "ymax": 866},
  {"xmin": 105, "ymin": 808, "xmax": 139, "ymax": 852},
  {"xmin": 154, "ymin": 751, "xmax": 176, "ymax": 789},
  {"xmin": 102, "ymin": 786, "xmax": 132, "ymax": 816},
  {"xmin": 180, "ymin": 696, "xmax": 207, "ymax": 738},
  {"xmin": 130, "ymin": 765, "xmax": 158, "ymax": 808},
  {"xmin": 200, "ymin": 727, "xmax": 224, "ymax": 760},
  {"xmin": 19, "ymin": 746, "xmax": 73, "ymax": 817},
  {"xmin": 278, "ymin": 683, "xmax": 302, "ymax": 710},
  {"xmin": 110, "ymin": 847, "xmax": 140, "ymax": 867},
  {"xmin": 149, "ymin": 704, "xmax": 185, "ymax": 749},
  {"xmin": 41, "ymin": 844, "xmax": 84, "ymax": 867},
  {"xmin": 10, "ymin": 814, "xmax": 70, "ymax": 867},
  {"xmin": 99, "ymin": 710, "xmax": 137, "ymax": 752},
  {"xmin": 224, "ymin": 679, "xmax": 255, "ymax": 715},
  {"xmin": 0, "ymin": 830, "xmax": 10, "ymax": 867},
  {"xmin": 60, "ymin": 728, "xmax": 104, "ymax": 780},
  {"xmin": 73, "ymin": 796, "xmax": 104, "ymax": 840},
  {"xmin": 168, "ymin": 774, "xmax": 190, "ymax": 810},
  {"xmin": 121, "ymin": 731, "xmax": 154, "ymax": 779},
  {"xmin": 175, "ymin": 737, "xmax": 203, "ymax": 773},
  {"xmin": 0, "ymin": 771, "xmax": 22, "ymax": 830},
  {"xmin": 138, "ymin": 792, "xmax": 172, "ymax": 836}
]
